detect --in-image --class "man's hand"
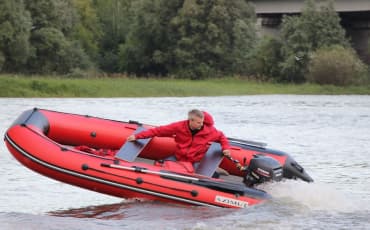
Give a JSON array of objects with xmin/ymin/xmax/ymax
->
[
  {"xmin": 222, "ymin": 149, "xmax": 231, "ymax": 158},
  {"xmin": 127, "ymin": 135, "xmax": 136, "ymax": 142}
]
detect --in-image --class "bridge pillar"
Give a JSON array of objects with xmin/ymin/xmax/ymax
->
[{"xmin": 341, "ymin": 13, "xmax": 370, "ymax": 64}]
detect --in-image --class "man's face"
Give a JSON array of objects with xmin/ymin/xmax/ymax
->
[{"xmin": 189, "ymin": 116, "xmax": 204, "ymax": 130}]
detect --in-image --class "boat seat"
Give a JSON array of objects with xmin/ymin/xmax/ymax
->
[
  {"xmin": 115, "ymin": 126, "xmax": 151, "ymax": 162},
  {"xmin": 195, "ymin": 142, "xmax": 224, "ymax": 177}
]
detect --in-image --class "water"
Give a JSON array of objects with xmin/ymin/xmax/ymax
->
[{"xmin": 1, "ymin": 96, "xmax": 369, "ymax": 230}]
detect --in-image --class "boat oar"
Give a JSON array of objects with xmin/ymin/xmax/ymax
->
[
  {"xmin": 100, "ymin": 163, "xmax": 201, "ymax": 182},
  {"xmin": 100, "ymin": 163, "xmax": 255, "ymax": 196}
]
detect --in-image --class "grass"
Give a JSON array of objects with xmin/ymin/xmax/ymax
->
[{"xmin": 1, "ymin": 74, "xmax": 369, "ymax": 97}]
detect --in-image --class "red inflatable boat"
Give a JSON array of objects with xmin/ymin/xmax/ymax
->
[{"xmin": 4, "ymin": 108, "xmax": 312, "ymax": 208}]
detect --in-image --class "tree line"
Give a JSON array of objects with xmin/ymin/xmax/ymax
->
[{"xmin": 0, "ymin": 0, "xmax": 368, "ymax": 84}]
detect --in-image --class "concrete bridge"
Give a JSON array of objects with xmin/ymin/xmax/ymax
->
[{"xmin": 250, "ymin": 0, "xmax": 370, "ymax": 63}]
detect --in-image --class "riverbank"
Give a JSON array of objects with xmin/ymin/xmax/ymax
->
[{"xmin": 1, "ymin": 75, "xmax": 369, "ymax": 97}]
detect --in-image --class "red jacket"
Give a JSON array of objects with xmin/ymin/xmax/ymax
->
[{"xmin": 135, "ymin": 111, "xmax": 230, "ymax": 163}]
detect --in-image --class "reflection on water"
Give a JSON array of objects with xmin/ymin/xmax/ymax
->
[
  {"xmin": 49, "ymin": 202, "xmax": 129, "ymax": 220},
  {"xmin": 48, "ymin": 200, "xmax": 233, "ymax": 222},
  {"xmin": 1, "ymin": 96, "xmax": 370, "ymax": 230}
]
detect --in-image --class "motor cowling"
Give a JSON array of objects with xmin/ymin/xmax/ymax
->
[
  {"xmin": 283, "ymin": 155, "xmax": 314, "ymax": 182},
  {"xmin": 244, "ymin": 155, "xmax": 283, "ymax": 187}
]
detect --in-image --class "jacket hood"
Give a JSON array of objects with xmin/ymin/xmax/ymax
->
[{"xmin": 202, "ymin": 111, "xmax": 214, "ymax": 126}]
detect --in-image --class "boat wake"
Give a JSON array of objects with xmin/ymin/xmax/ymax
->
[
  {"xmin": 258, "ymin": 180, "xmax": 365, "ymax": 213},
  {"xmin": 48, "ymin": 180, "xmax": 365, "ymax": 221}
]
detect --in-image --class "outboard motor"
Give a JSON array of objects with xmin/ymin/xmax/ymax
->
[
  {"xmin": 244, "ymin": 155, "xmax": 283, "ymax": 187},
  {"xmin": 282, "ymin": 155, "xmax": 314, "ymax": 182}
]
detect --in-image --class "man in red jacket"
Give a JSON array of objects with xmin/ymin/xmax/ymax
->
[{"xmin": 127, "ymin": 109, "xmax": 231, "ymax": 167}]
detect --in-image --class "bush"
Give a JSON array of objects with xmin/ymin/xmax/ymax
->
[{"xmin": 306, "ymin": 45, "xmax": 368, "ymax": 86}]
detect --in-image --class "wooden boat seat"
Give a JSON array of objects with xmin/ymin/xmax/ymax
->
[
  {"xmin": 115, "ymin": 126, "xmax": 151, "ymax": 162},
  {"xmin": 195, "ymin": 142, "xmax": 224, "ymax": 177}
]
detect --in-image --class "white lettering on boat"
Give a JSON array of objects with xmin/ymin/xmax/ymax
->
[
  {"xmin": 256, "ymin": 168, "xmax": 270, "ymax": 177},
  {"xmin": 215, "ymin": 195, "xmax": 249, "ymax": 208}
]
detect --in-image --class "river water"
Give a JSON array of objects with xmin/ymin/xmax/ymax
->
[{"xmin": 0, "ymin": 96, "xmax": 369, "ymax": 230}]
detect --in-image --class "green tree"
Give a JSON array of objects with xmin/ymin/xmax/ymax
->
[
  {"xmin": 119, "ymin": 0, "xmax": 256, "ymax": 78},
  {"xmin": 278, "ymin": 0, "xmax": 349, "ymax": 82},
  {"xmin": 249, "ymin": 36, "xmax": 283, "ymax": 80},
  {"xmin": 0, "ymin": 0, "xmax": 32, "ymax": 72},
  {"xmin": 28, "ymin": 28, "xmax": 90, "ymax": 74},
  {"xmin": 95, "ymin": 0, "xmax": 133, "ymax": 72},
  {"xmin": 169, "ymin": 0, "xmax": 256, "ymax": 78},
  {"xmin": 72, "ymin": 0, "xmax": 102, "ymax": 62},
  {"xmin": 118, "ymin": 0, "xmax": 183, "ymax": 75},
  {"xmin": 26, "ymin": 0, "xmax": 78, "ymax": 35},
  {"xmin": 25, "ymin": 0, "xmax": 91, "ymax": 74}
]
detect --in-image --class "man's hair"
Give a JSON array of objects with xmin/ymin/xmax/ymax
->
[{"xmin": 188, "ymin": 109, "xmax": 204, "ymax": 119}]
